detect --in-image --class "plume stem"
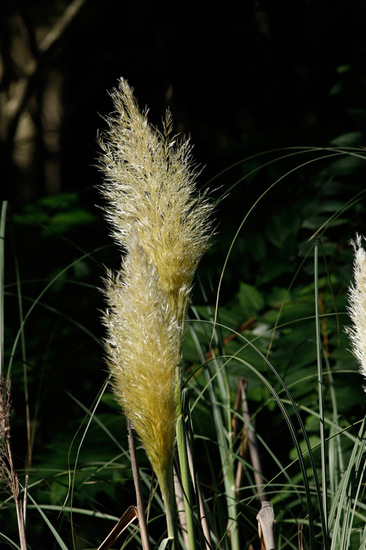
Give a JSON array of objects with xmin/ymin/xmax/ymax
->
[{"xmin": 127, "ymin": 418, "xmax": 151, "ymax": 550}]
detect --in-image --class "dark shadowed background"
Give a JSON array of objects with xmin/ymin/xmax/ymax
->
[{"xmin": 2, "ymin": 0, "xmax": 366, "ymax": 208}]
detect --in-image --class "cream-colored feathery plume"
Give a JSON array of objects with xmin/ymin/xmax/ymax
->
[
  {"xmin": 99, "ymin": 78, "xmax": 212, "ymax": 321},
  {"xmin": 103, "ymin": 238, "xmax": 180, "ymax": 527},
  {"xmin": 98, "ymin": 78, "xmax": 212, "ymax": 536},
  {"xmin": 346, "ymin": 234, "xmax": 366, "ymax": 391}
]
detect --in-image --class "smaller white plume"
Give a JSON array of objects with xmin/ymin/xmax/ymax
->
[{"xmin": 346, "ymin": 234, "xmax": 366, "ymax": 390}]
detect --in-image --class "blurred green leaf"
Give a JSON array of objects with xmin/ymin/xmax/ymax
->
[{"xmin": 238, "ymin": 282, "xmax": 264, "ymax": 319}]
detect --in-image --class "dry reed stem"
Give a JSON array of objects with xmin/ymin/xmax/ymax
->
[{"xmin": 0, "ymin": 378, "xmax": 27, "ymax": 550}]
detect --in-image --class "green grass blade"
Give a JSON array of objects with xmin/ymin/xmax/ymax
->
[
  {"xmin": 6, "ymin": 246, "xmax": 106, "ymax": 377},
  {"xmin": 158, "ymin": 537, "xmax": 172, "ymax": 550},
  {"xmin": 188, "ymin": 317, "xmax": 239, "ymax": 550},
  {"xmin": 26, "ymin": 490, "xmax": 69, "ymax": 550},
  {"xmin": 192, "ymin": 314, "xmax": 328, "ymax": 546},
  {"xmin": 0, "ymin": 532, "xmax": 21, "ymax": 549},
  {"xmin": 176, "ymin": 406, "xmax": 196, "ymax": 550},
  {"xmin": 210, "ymin": 150, "xmax": 349, "ymax": 344},
  {"xmin": 66, "ymin": 377, "xmax": 111, "ymax": 549},
  {"xmin": 207, "ymin": 357, "xmax": 240, "ymax": 550},
  {"xmin": 314, "ymin": 239, "xmax": 329, "ymax": 544},
  {"xmin": 329, "ymin": 416, "xmax": 366, "ymax": 549}
]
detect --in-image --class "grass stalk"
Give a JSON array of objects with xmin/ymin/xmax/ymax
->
[
  {"xmin": 0, "ymin": 202, "xmax": 28, "ymax": 550},
  {"xmin": 218, "ymin": 346, "xmax": 321, "ymax": 547},
  {"xmin": 98, "ymin": 78, "xmax": 213, "ymax": 545},
  {"xmin": 176, "ymin": 412, "xmax": 196, "ymax": 550},
  {"xmin": 174, "ymin": 467, "xmax": 189, "ymax": 548},
  {"xmin": 127, "ymin": 418, "xmax": 151, "ymax": 550},
  {"xmin": 183, "ymin": 416, "xmax": 213, "ymax": 550},
  {"xmin": 328, "ymin": 416, "xmax": 366, "ymax": 548},
  {"xmin": 204, "ymin": 355, "xmax": 240, "ymax": 550},
  {"xmin": 314, "ymin": 239, "xmax": 329, "ymax": 546},
  {"xmin": 161, "ymin": 468, "xmax": 177, "ymax": 548},
  {"xmin": 234, "ymin": 378, "xmax": 267, "ymax": 502}
]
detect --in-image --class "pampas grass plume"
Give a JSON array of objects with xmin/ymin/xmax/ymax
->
[
  {"xmin": 346, "ymin": 233, "xmax": 366, "ymax": 391},
  {"xmin": 98, "ymin": 78, "xmax": 212, "ymax": 536}
]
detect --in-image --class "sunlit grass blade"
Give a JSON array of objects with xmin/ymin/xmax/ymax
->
[
  {"xmin": 67, "ymin": 387, "xmax": 169, "ymax": 547},
  {"xmin": 314, "ymin": 239, "xmax": 329, "ymax": 544},
  {"xmin": 205, "ymin": 356, "xmax": 240, "ymax": 550},
  {"xmin": 187, "ymin": 315, "xmax": 239, "ymax": 550},
  {"xmin": 210, "ymin": 149, "xmax": 356, "ymax": 346},
  {"xmin": 6, "ymin": 247, "xmax": 105, "ymax": 377},
  {"xmin": 328, "ymin": 416, "xmax": 366, "ymax": 549},
  {"xmin": 66, "ymin": 377, "xmax": 111, "ymax": 549},
  {"xmin": 210, "ymin": 146, "xmax": 366, "ymax": 203},
  {"xmin": 0, "ymin": 532, "xmax": 21, "ymax": 549},
  {"xmin": 191, "ymin": 312, "xmax": 326, "ymax": 547},
  {"xmin": 26, "ymin": 490, "xmax": 69, "ymax": 550},
  {"xmin": 176, "ymin": 409, "xmax": 196, "ymax": 550}
]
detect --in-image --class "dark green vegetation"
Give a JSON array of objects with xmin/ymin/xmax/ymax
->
[{"xmin": 2, "ymin": 141, "xmax": 366, "ymax": 549}]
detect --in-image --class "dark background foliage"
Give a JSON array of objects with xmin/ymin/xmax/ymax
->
[{"xmin": 2, "ymin": 0, "xmax": 366, "ymax": 208}]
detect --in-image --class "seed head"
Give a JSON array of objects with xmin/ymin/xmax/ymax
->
[
  {"xmin": 98, "ymin": 78, "xmax": 213, "ymax": 516},
  {"xmin": 346, "ymin": 234, "xmax": 366, "ymax": 391}
]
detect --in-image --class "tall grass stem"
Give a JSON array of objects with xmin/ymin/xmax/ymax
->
[
  {"xmin": 127, "ymin": 419, "xmax": 151, "ymax": 550},
  {"xmin": 314, "ymin": 240, "xmax": 329, "ymax": 546},
  {"xmin": 204, "ymin": 356, "xmax": 240, "ymax": 550},
  {"xmin": 176, "ymin": 413, "xmax": 196, "ymax": 550}
]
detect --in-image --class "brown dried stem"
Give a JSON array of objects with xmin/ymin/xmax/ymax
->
[
  {"xmin": 0, "ymin": 378, "xmax": 27, "ymax": 550},
  {"xmin": 127, "ymin": 418, "xmax": 151, "ymax": 550}
]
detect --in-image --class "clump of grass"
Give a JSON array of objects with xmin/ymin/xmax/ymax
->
[
  {"xmin": 0, "ymin": 202, "xmax": 27, "ymax": 550},
  {"xmin": 98, "ymin": 78, "xmax": 213, "ymax": 541},
  {"xmin": 3, "ymin": 101, "xmax": 366, "ymax": 550}
]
